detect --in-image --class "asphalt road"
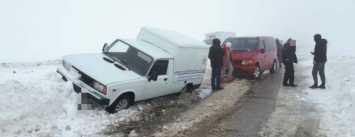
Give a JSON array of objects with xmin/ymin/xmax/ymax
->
[{"xmin": 189, "ymin": 69, "xmax": 283, "ymax": 137}]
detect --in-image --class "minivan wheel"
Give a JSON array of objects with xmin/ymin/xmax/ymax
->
[
  {"xmin": 106, "ymin": 95, "xmax": 131, "ymax": 114},
  {"xmin": 270, "ymin": 60, "xmax": 277, "ymax": 74},
  {"xmin": 253, "ymin": 65, "xmax": 262, "ymax": 79}
]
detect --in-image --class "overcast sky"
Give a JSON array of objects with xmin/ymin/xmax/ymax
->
[{"xmin": 0, "ymin": 0, "xmax": 354, "ymax": 62}]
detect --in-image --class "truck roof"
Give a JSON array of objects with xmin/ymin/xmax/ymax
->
[
  {"xmin": 139, "ymin": 27, "xmax": 207, "ymax": 49},
  {"xmin": 122, "ymin": 39, "xmax": 173, "ymax": 59}
]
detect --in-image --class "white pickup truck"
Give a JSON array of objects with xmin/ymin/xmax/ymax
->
[{"xmin": 57, "ymin": 27, "xmax": 209, "ymax": 113}]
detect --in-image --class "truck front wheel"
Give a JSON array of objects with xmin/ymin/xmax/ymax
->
[{"xmin": 106, "ymin": 95, "xmax": 131, "ymax": 113}]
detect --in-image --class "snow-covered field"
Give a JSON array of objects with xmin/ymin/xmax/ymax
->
[{"xmin": 260, "ymin": 45, "xmax": 355, "ymax": 137}]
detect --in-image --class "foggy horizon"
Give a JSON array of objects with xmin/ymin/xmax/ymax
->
[{"xmin": 1, "ymin": 0, "xmax": 354, "ymax": 62}]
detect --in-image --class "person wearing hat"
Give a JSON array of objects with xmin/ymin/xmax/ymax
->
[
  {"xmin": 221, "ymin": 42, "xmax": 234, "ymax": 83},
  {"xmin": 310, "ymin": 34, "xmax": 327, "ymax": 89},
  {"xmin": 208, "ymin": 38, "xmax": 225, "ymax": 91}
]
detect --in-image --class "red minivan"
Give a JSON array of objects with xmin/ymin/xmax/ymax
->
[{"xmin": 223, "ymin": 36, "xmax": 278, "ymax": 79}]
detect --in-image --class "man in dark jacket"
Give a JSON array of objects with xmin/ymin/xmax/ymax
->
[
  {"xmin": 276, "ymin": 39, "xmax": 283, "ymax": 68},
  {"xmin": 282, "ymin": 38, "xmax": 298, "ymax": 87},
  {"xmin": 310, "ymin": 34, "xmax": 327, "ymax": 89},
  {"xmin": 208, "ymin": 38, "xmax": 224, "ymax": 90}
]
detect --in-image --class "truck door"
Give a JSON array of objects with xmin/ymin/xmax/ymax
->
[{"xmin": 142, "ymin": 60, "xmax": 170, "ymax": 99}]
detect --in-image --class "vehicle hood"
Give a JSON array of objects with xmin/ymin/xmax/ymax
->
[
  {"xmin": 63, "ymin": 53, "xmax": 143, "ymax": 85},
  {"xmin": 232, "ymin": 51, "xmax": 255, "ymax": 60}
]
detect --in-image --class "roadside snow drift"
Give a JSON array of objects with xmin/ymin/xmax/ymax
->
[{"xmin": 0, "ymin": 62, "xmax": 141, "ymax": 136}]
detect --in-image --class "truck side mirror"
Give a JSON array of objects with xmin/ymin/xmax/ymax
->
[
  {"xmin": 102, "ymin": 43, "xmax": 108, "ymax": 52},
  {"xmin": 260, "ymin": 49, "xmax": 265, "ymax": 54},
  {"xmin": 148, "ymin": 71, "xmax": 159, "ymax": 82}
]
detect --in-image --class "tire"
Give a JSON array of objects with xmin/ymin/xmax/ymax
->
[
  {"xmin": 177, "ymin": 85, "xmax": 188, "ymax": 96},
  {"xmin": 106, "ymin": 95, "xmax": 131, "ymax": 114},
  {"xmin": 270, "ymin": 60, "xmax": 277, "ymax": 74},
  {"xmin": 253, "ymin": 65, "xmax": 262, "ymax": 79}
]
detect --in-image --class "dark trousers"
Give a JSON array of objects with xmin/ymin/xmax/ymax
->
[
  {"xmin": 278, "ymin": 56, "xmax": 282, "ymax": 67},
  {"xmin": 312, "ymin": 62, "xmax": 326, "ymax": 85},
  {"xmin": 283, "ymin": 62, "xmax": 295, "ymax": 85},
  {"xmin": 211, "ymin": 67, "xmax": 221, "ymax": 90}
]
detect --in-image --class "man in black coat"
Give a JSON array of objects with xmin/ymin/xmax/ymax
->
[
  {"xmin": 310, "ymin": 34, "xmax": 327, "ymax": 89},
  {"xmin": 208, "ymin": 38, "xmax": 224, "ymax": 90},
  {"xmin": 282, "ymin": 38, "xmax": 298, "ymax": 87}
]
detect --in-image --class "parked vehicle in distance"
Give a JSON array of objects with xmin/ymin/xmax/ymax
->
[
  {"xmin": 203, "ymin": 31, "xmax": 236, "ymax": 45},
  {"xmin": 222, "ymin": 36, "xmax": 278, "ymax": 79},
  {"xmin": 57, "ymin": 27, "xmax": 209, "ymax": 113}
]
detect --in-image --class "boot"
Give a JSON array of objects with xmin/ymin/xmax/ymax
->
[
  {"xmin": 319, "ymin": 84, "xmax": 326, "ymax": 89},
  {"xmin": 309, "ymin": 84, "xmax": 318, "ymax": 89},
  {"xmin": 227, "ymin": 76, "xmax": 233, "ymax": 83}
]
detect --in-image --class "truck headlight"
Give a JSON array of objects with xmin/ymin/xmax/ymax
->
[
  {"xmin": 93, "ymin": 81, "xmax": 107, "ymax": 94},
  {"xmin": 62, "ymin": 60, "xmax": 71, "ymax": 71},
  {"xmin": 241, "ymin": 60, "xmax": 253, "ymax": 65}
]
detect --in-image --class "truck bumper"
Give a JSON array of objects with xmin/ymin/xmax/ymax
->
[{"xmin": 57, "ymin": 67, "xmax": 110, "ymax": 106}]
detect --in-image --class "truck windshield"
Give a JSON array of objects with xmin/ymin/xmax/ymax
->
[
  {"xmin": 224, "ymin": 38, "xmax": 258, "ymax": 51},
  {"xmin": 104, "ymin": 40, "xmax": 153, "ymax": 76}
]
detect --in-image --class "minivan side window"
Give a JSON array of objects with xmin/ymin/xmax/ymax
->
[
  {"xmin": 265, "ymin": 39, "xmax": 277, "ymax": 51},
  {"xmin": 259, "ymin": 40, "xmax": 265, "ymax": 50},
  {"xmin": 149, "ymin": 60, "xmax": 169, "ymax": 76}
]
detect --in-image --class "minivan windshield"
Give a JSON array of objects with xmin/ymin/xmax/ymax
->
[
  {"xmin": 224, "ymin": 38, "xmax": 258, "ymax": 51},
  {"xmin": 103, "ymin": 40, "xmax": 153, "ymax": 76}
]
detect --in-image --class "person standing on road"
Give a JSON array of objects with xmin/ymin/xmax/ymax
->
[
  {"xmin": 310, "ymin": 34, "xmax": 327, "ymax": 89},
  {"xmin": 221, "ymin": 42, "xmax": 234, "ymax": 83},
  {"xmin": 282, "ymin": 38, "xmax": 298, "ymax": 87},
  {"xmin": 208, "ymin": 38, "xmax": 225, "ymax": 90},
  {"xmin": 276, "ymin": 38, "xmax": 283, "ymax": 68}
]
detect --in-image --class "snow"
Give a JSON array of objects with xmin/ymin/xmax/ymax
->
[
  {"xmin": 260, "ymin": 45, "xmax": 355, "ymax": 137},
  {"xmin": 305, "ymin": 55, "xmax": 355, "ymax": 137},
  {"xmin": 1, "ymin": 42, "xmax": 354, "ymax": 136},
  {"xmin": 198, "ymin": 88, "xmax": 212, "ymax": 99},
  {"xmin": 154, "ymin": 68, "xmax": 251, "ymax": 136},
  {"xmin": 0, "ymin": 58, "xmax": 218, "ymax": 136},
  {"xmin": 0, "ymin": 63, "xmax": 141, "ymax": 136}
]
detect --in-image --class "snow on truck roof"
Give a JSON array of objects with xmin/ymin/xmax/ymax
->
[
  {"xmin": 122, "ymin": 39, "xmax": 173, "ymax": 59},
  {"xmin": 140, "ymin": 27, "xmax": 209, "ymax": 49}
]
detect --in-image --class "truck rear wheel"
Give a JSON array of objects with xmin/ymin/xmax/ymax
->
[
  {"xmin": 106, "ymin": 95, "xmax": 131, "ymax": 114},
  {"xmin": 177, "ymin": 85, "xmax": 188, "ymax": 96}
]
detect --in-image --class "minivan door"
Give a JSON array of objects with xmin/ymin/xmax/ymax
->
[
  {"xmin": 258, "ymin": 39, "xmax": 267, "ymax": 70},
  {"xmin": 142, "ymin": 60, "xmax": 170, "ymax": 100}
]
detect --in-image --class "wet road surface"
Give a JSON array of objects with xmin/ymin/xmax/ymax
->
[{"xmin": 189, "ymin": 69, "xmax": 282, "ymax": 137}]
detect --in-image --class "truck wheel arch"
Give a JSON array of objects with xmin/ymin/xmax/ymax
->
[
  {"xmin": 186, "ymin": 83, "xmax": 193, "ymax": 92},
  {"xmin": 116, "ymin": 92, "xmax": 135, "ymax": 106}
]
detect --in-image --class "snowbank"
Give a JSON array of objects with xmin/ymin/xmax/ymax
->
[{"xmin": 0, "ymin": 64, "xmax": 141, "ymax": 136}]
